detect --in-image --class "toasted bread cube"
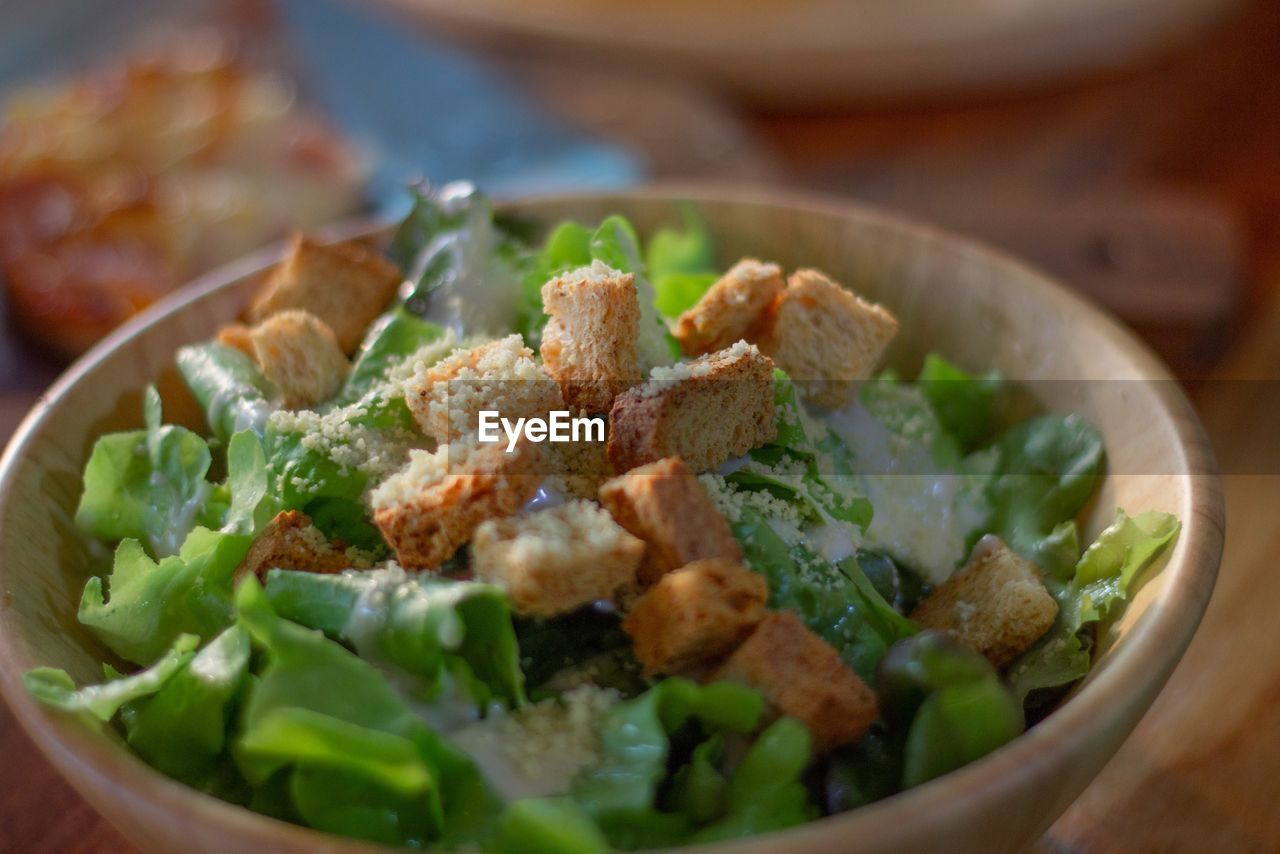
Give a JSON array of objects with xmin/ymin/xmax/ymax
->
[
  {"xmin": 371, "ymin": 438, "xmax": 544, "ymax": 570},
  {"xmin": 405, "ymin": 334, "xmax": 564, "ymax": 443},
  {"xmin": 608, "ymin": 342, "xmax": 776, "ymax": 474},
  {"xmin": 471, "ymin": 499, "xmax": 644, "ymax": 617},
  {"xmin": 246, "ymin": 310, "xmax": 349, "ymax": 409},
  {"xmin": 598, "ymin": 456, "xmax": 742, "ymax": 586},
  {"xmin": 910, "ymin": 535, "xmax": 1059, "ymax": 668},
  {"xmin": 548, "ymin": 433, "xmax": 613, "ymax": 500},
  {"xmin": 250, "ymin": 235, "xmax": 402, "ymax": 353},
  {"xmin": 235, "ymin": 510, "xmax": 371, "ymax": 581},
  {"xmin": 759, "ymin": 269, "xmax": 898, "ymax": 409},
  {"xmin": 216, "ymin": 323, "xmax": 254, "ymax": 357},
  {"xmin": 714, "ymin": 611, "xmax": 878, "ymax": 752},
  {"xmin": 673, "ymin": 259, "xmax": 786, "ymax": 357},
  {"xmin": 623, "ymin": 559, "xmax": 768, "ymax": 676},
  {"xmin": 539, "ymin": 261, "xmax": 644, "ymax": 413}
]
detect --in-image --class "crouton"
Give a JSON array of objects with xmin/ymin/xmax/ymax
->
[
  {"xmin": 909, "ymin": 535, "xmax": 1058, "ymax": 668},
  {"xmin": 370, "ymin": 437, "xmax": 544, "ymax": 570},
  {"xmin": 608, "ymin": 342, "xmax": 776, "ymax": 474},
  {"xmin": 548, "ymin": 434, "xmax": 613, "ymax": 500},
  {"xmin": 714, "ymin": 611, "xmax": 878, "ymax": 752},
  {"xmin": 235, "ymin": 510, "xmax": 371, "ymax": 581},
  {"xmin": 405, "ymin": 334, "xmax": 564, "ymax": 443},
  {"xmin": 540, "ymin": 261, "xmax": 644, "ymax": 412},
  {"xmin": 623, "ymin": 559, "xmax": 768, "ymax": 676},
  {"xmin": 245, "ymin": 310, "xmax": 349, "ymax": 409},
  {"xmin": 759, "ymin": 269, "xmax": 898, "ymax": 409},
  {"xmin": 471, "ymin": 499, "xmax": 644, "ymax": 617},
  {"xmin": 673, "ymin": 259, "xmax": 786, "ymax": 357},
  {"xmin": 216, "ymin": 323, "xmax": 254, "ymax": 357},
  {"xmin": 249, "ymin": 235, "xmax": 402, "ymax": 353},
  {"xmin": 598, "ymin": 456, "xmax": 742, "ymax": 586}
]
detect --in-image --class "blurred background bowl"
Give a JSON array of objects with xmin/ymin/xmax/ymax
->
[
  {"xmin": 376, "ymin": 0, "xmax": 1247, "ymax": 105},
  {"xmin": 0, "ymin": 187, "xmax": 1222, "ymax": 853}
]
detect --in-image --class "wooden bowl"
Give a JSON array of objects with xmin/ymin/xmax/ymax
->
[{"xmin": 0, "ymin": 188, "xmax": 1223, "ymax": 853}]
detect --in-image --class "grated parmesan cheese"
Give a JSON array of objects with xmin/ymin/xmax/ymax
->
[
  {"xmin": 268, "ymin": 402, "xmax": 417, "ymax": 484},
  {"xmin": 698, "ymin": 471, "xmax": 804, "ymax": 526},
  {"xmin": 449, "ymin": 685, "xmax": 619, "ymax": 800},
  {"xmin": 403, "ymin": 334, "xmax": 560, "ymax": 442}
]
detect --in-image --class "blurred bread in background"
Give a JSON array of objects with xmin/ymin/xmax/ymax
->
[{"xmin": 0, "ymin": 30, "xmax": 366, "ymax": 358}]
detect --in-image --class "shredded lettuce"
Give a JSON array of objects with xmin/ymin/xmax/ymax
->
[
  {"xmin": 78, "ymin": 528, "xmax": 252, "ymax": 666},
  {"xmin": 1008, "ymin": 510, "xmax": 1180, "ymax": 701},
  {"xmin": 75, "ymin": 387, "xmax": 219, "ymax": 557}
]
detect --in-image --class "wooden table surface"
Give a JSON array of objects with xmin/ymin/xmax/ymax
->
[{"xmin": 4, "ymin": 1, "xmax": 1280, "ymax": 851}]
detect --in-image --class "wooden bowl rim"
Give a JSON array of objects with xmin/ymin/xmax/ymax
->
[{"xmin": 0, "ymin": 184, "xmax": 1224, "ymax": 851}]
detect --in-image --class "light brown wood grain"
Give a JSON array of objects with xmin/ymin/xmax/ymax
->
[
  {"xmin": 0, "ymin": 189, "xmax": 1223, "ymax": 853},
  {"xmin": 1043, "ymin": 297, "xmax": 1280, "ymax": 853}
]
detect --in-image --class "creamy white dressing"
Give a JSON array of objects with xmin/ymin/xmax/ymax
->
[
  {"xmin": 149, "ymin": 474, "xmax": 210, "ymax": 558},
  {"xmin": 447, "ymin": 686, "xmax": 619, "ymax": 801},
  {"xmin": 449, "ymin": 717, "xmax": 571, "ymax": 801},
  {"xmin": 824, "ymin": 399, "xmax": 985, "ymax": 584},
  {"xmin": 230, "ymin": 397, "xmax": 274, "ymax": 436},
  {"xmin": 406, "ymin": 186, "xmax": 522, "ymax": 338},
  {"xmin": 522, "ymin": 478, "xmax": 568, "ymax": 514}
]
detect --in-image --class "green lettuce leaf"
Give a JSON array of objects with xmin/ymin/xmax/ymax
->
[
  {"xmin": 1008, "ymin": 510, "xmax": 1180, "ymax": 701},
  {"xmin": 513, "ymin": 608, "xmax": 641, "ymax": 698},
  {"xmin": 691, "ymin": 717, "xmax": 816, "ymax": 842},
  {"xmin": 124, "ymin": 624, "xmax": 251, "ymax": 788},
  {"xmin": 902, "ymin": 679, "xmax": 1023, "ymax": 788},
  {"xmin": 223, "ymin": 430, "xmax": 272, "ymax": 536},
  {"xmin": 573, "ymin": 679, "xmax": 763, "ymax": 829},
  {"xmin": 645, "ymin": 205, "xmax": 719, "ymax": 319},
  {"xmin": 983, "ymin": 414, "xmax": 1105, "ymax": 579},
  {"xmin": 876, "ymin": 631, "xmax": 1023, "ymax": 788},
  {"xmin": 78, "ymin": 528, "xmax": 252, "ymax": 665},
  {"xmin": 264, "ymin": 568, "xmax": 524, "ymax": 709},
  {"xmin": 75, "ymin": 387, "xmax": 218, "ymax": 557},
  {"xmin": 728, "ymin": 372, "xmax": 873, "ymax": 530},
  {"xmin": 917, "ymin": 353, "xmax": 1002, "ymax": 451},
  {"xmin": 176, "ymin": 342, "xmax": 278, "ymax": 442},
  {"xmin": 334, "ymin": 307, "xmax": 446, "ymax": 409},
  {"xmin": 732, "ymin": 508, "xmax": 916, "ymax": 683},
  {"xmin": 494, "ymin": 798, "xmax": 610, "ymax": 854},
  {"xmin": 23, "ymin": 633, "xmax": 198, "ymax": 721},
  {"xmin": 234, "ymin": 577, "xmax": 502, "ymax": 847}
]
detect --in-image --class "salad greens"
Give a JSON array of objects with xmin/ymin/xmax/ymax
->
[{"xmin": 27, "ymin": 183, "xmax": 1184, "ymax": 850}]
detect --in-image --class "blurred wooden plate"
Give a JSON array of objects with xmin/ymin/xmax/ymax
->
[{"xmin": 378, "ymin": 0, "xmax": 1246, "ymax": 106}]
